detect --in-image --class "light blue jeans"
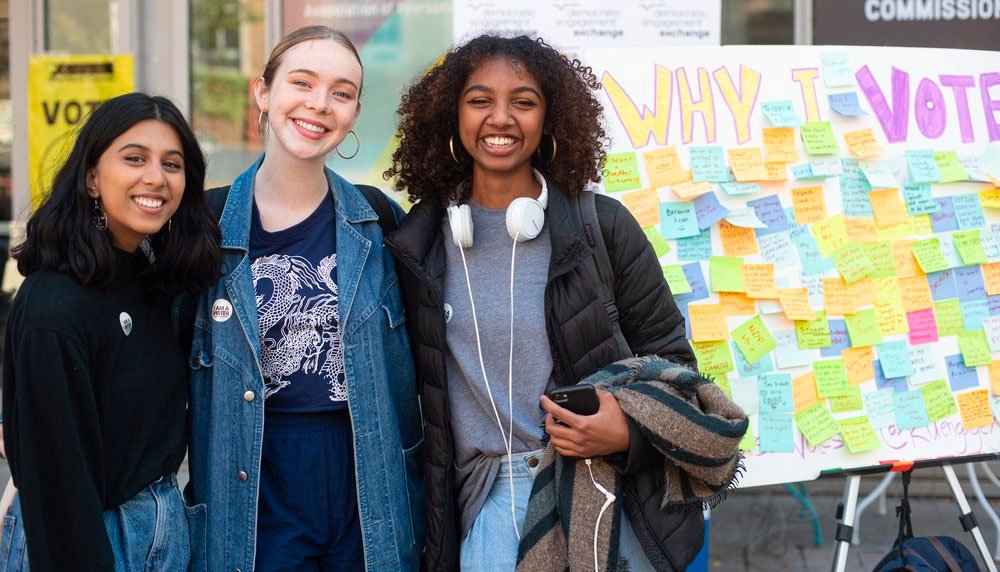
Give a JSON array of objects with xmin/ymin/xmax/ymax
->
[
  {"xmin": 460, "ymin": 450, "xmax": 654, "ymax": 571},
  {"xmin": 0, "ymin": 474, "xmax": 193, "ymax": 572}
]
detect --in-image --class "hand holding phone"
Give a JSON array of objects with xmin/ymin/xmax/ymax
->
[{"xmin": 546, "ymin": 385, "xmax": 599, "ymax": 419}]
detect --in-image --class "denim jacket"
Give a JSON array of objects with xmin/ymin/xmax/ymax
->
[{"xmin": 183, "ymin": 157, "xmax": 424, "ymax": 571}]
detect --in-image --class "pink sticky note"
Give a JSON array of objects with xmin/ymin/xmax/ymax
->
[{"xmin": 907, "ymin": 308, "xmax": 939, "ymax": 345}]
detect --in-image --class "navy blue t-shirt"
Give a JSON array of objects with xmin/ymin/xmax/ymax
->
[{"xmin": 250, "ymin": 193, "xmax": 346, "ymax": 412}]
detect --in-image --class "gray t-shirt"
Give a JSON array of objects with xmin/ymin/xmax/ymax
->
[{"xmin": 443, "ymin": 198, "xmax": 554, "ymax": 536}]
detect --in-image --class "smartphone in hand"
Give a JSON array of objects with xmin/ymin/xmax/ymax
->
[{"xmin": 547, "ymin": 385, "xmax": 600, "ymax": 416}]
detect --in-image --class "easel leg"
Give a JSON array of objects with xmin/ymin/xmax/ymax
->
[
  {"xmin": 966, "ymin": 464, "xmax": 1000, "ymax": 561},
  {"xmin": 831, "ymin": 474, "xmax": 861, "ymax": 572},
  {"xmin": 853, "ymin": 472, "xmax": 896, "ymax": 544},
  {"xmin": 941, "ymin": 465, "xmax": 998, "ymax": 572}
]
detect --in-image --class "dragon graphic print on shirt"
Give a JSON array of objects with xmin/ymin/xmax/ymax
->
[{"xmin": 251, "ymin": 252, "xmax": 346, "ymax": 402}]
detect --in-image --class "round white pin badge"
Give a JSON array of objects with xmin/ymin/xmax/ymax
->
[
  {"xmin": 119, "ymin": 312, "xmax": 133, "ymax": 336},
  {"xmin": 212, "ymin": 299, "xmax": 234, "ymax": 323}
]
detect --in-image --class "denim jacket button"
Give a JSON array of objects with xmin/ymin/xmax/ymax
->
[
  {"xmin": 237, "ymin": 470, "xmax": 248, "ymax": 481},
  {"xmin": 527, "ymin": 456, "xmax": 539, "ymax": 468},
  {"xmin": 243, "ymin": 391, "xmax": 255, "ymax": 402}
]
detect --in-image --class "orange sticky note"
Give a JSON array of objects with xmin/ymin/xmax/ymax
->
[
  {"xmin": 719, "ymin": 292, "xmax": 757, "ymax": 315},
  {"xmin": 823, "ymin": 277, "xmax": 859, "ymax": 315},
  {"xmin": 850, "ymin": 278, "xmax": 878, "ymax": 308},
  {"xmin": 727, "ymin": 147, "xmax": 770, "ymax": 182},
  {"xmin": 763, "ymin": 162, "xmax": 788, "ymax": 181},
  {"xmin": 777, "ymin": 288, "xmax": 816, "ymax": 321},
  {"xmin": 642, "ymin": 146, "xmax": 690, "ymax": 188},
  {"xmin": 791, "ymin": 186, "xmax": 827, "ymax": 224},
  {"xmin": 982, "ymin": 262, "xmax": 1000, "ymax": 296},
  {"xmin": 689, "ymin": 304, "xmax": 729, "ymax": 342},
  {"xmin": 891, "ymin": 240, "xmax": 922, "ymax": 278},
  {"xmin": 844, "ymin": 128, "xmax": 885, "ymax": 158},
  {"xmin": 869, "ymin": 188, "xmax": 908, "ymax": 227},
  {"xmin": 956, "ymin": 390, "xmax": 994, "ymax": 431},
  {"xmin": 988, "ymin": 361, "xmax": 1000, "ymax": 395},
  {"xmin": 792, "ymin": 372, "xmax": 819, "ymax": 412},
  {"xmin": 620, "ymin": 188, "xmax": 660, "ymax": 229},
  {"xmin": 718, "ymin": 220, "xmax": 759, "ymax": 256},
  {"xmin": 844, "ymin": 217, "xmax": 878, "ymax": 243},
  {"xmin": 741, "ymin": 263, "xmax": 779, "ymax": 298},
  {"xmin": 842, "ymin": 347, "xmax": 875, "ymax": 386},
  {"xmin": 762, "ymin": 127, "xmax": 799, "ymax": 163},
  {"xmin": 671, "ymin": 180, "xmax": 715, "ymax": 199},
  {"xmin": 898, "ymin": 275, "xmax": 934, "ymax": 312}
]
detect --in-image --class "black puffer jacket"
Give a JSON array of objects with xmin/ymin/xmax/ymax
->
[{"xmin": 386, "ymin": 179, "xmax": 697, "ymax": 571}]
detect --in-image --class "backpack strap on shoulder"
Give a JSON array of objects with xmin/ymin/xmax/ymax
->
[
  {"xmin": 356, "ymin": 184, "xmax": 398, "ymax": 236},
  {"xmin": 578, "ymin": 190, "xmax": 632, "ymax": 360},
  {"xmin": 204, "ymin": 186, "xmax": 231, "ymax": 221}
]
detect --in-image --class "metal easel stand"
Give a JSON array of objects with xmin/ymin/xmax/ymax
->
[
  {"xmin": 942, "ymin": 464, "xmax": 998, "ymax": 571},
  {"xmin": 850, "ymin": 472, "xmax": 896, "ymax": 545},
  {"xmin": 971, "ymin": 463, "xmax": 1000, "ymax": 560},
  {"xmin": 830, "ymin": 474, "xmax": 860, "ymax": 572}
]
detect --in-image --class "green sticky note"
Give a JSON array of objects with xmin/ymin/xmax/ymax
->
[
  {"xmin": 862, "ymin": 241, "xmax": 897, "ymax": 278},
  {"xmin": 952, "ymin": 230, "xmax": 987, "ymax": 265},
  {"xmin": 958, "ymin": 330, "xmax": 992, "ymax": 367},
  {"xmin": 793, "ymin": 401, "xmax": 840, "ymax": 446},
  {"xmin": 844, "ymin": 309, "xmax": 884, "ymax": 347},
  {"xmin": 830, "ymin": 386, "xmax": 864, "ymax": 413},
  {"xmin": 934, "ymin": 150, "xmax": 969, "ymax": 183},
  {"xmin": 935, "ymin": 299, "xmax": 965, "ymax": 336},
  {"xmin": 661, "ymin": 265, "xmax": 692, "ymax": 294},
  {"xmin": 732, "ymin": 315, "xmax": 777, "ymax": 364},
  {"xmin": 711, "ymin": 371, "xmax": 732, "ymax": 398},
  {"xmin": 795, "ymin": 311, "xmax": 832, "ymax": 349},
  {"xmin": 837, "ymin": 415, "xmax": 881, "ymax": 453},
  {"xmin": 832, "ymin": 242, "xmax": 876, "ymax": 284},
  {"xmin": 710, "ymin": 256, "xmax": 746, "ymax": 293},
  {"xmin": 692, "ymin": 340, "xmax": 735, "ymax": 375},
  {"xmin": 603, "ymin": 151, "xmax": 642, "ymax": 192},
  {"xmin": 739, "ymin": 424, "xmax": 756, "ymax": 452},
  {"xmin": 813, "ymin": 358, "xmax": 851, "ymax": 398},
  {"xmin": 921, "ymin": 379, "xmax": 958, "ymax": 422},
  {"xmin": 643, "ymin": 227, "xmax": 671, "ymax": 258},
  {"xmin": 800, "ymin": 121, "xmax": 839, "ymax": 155},
  {"xmin": 910, "ymin": 238, "xmax": 950, "ymax": 273}
]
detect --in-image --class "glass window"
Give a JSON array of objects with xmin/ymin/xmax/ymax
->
[
  {"xmin": 721, "ymin": 0, "xmax": 794, "ymax": 45},
  {"xmin": 45, "ymin": 0, "xmax": 113, "ymax": 52}
]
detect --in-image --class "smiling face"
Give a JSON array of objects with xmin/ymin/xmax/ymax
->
[
  {"xmin": 458, "ymin": 57, "xmax": 546, "ymax": 181},
  {"xmin": 86, "ymin": 119, "xmax": 186, "ymax": 252},
  {"xmin": 255, "ymin": 38, "xmax": 363, "ymax": 164}
]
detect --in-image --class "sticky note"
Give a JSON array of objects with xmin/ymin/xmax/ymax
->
[
  {"xmin": 811, "ymin": 215, "xmax": 850, "ymax": 257},
  {"xmin": 906, "ymin": 346, "xmax": 942, "ymax": 387},
  {"xmin": 726, "ymin": 147, "xmax": 767, "ymax": 182},
  {"xmin": 792, "ymin": 371, "xmax": 819, "ymax": 412},
  {"xmin": 909, "ymin": 238, "xmax": 949, "ymax": 274},
  {"xmin": 843, "ymin": 346, "xmax": 875, "ymax": 385},
  {"xmin": 833, "ymin": 243, "xmax": 875, "ymax": 285},
  {"xmin": 934, "ymin": 151, "xmax": 969, "ymax": 183},
  {"xmin": 777, "ymin": 288, "xmax": 816, "ymax": 321},
  {"xmin": 981, "ymin": 189, "xmax": 1000, "ymax": 209},
  {"xmin": 961, "ymin": 299, "xmax": 990, "ymax": 331},
  {"xmin": 800, "ymin": 122, "xmax": 839, "ymax": 155},
  {"xmin": 832, "ymin": 388, "xmax": 864, "ymax": 415},
  {"xmin": 724, "ymin": 207, "xmax": 769, "ymax": 228},
  {"xmin": 730, "ymin": 376, "xmax": 760, "ymax": 415},
  {"xmin": 864, "ymin": 389, "xmax": 897, "ymax": 428},
  {"xmin": 796, "ymin": 312, "xmax": 832, "ymax": 349},
  {"xmin": 957, "ymin": 389, "xmax": 993, "ymax": 430},
  {"xmin": 990, "ymin": 361, "xmax": 1000, "ymax": 395},
  {"xmin": 921, "ymin": 379, "xmax": 958, "ymax": 422},
  {"xmin": 661, "ymin": 265, "xmax": 693, "ymax": 295},
  {"xmin": 741, "ymin": 264, "xmax": 778, "ymax": 299},
  {"xmin": 758, "ymin": 232, "xmax": 798, "ymax": 269},
  {"xmin": 790, "ymin": 186, "xmax": 827, "ymax": 224},
  {"xmin": 759, "ymin": 413, "xmax": 795, "ymax": 453},
  {"xmin": 761, "ymin": 127, "xmax": 799, "ymax": 163},
  {"xmin": 792, "ymin": 230, "xmax": 836, "ymax": 275},
  {"xmin": 689, "ymin": 146, "xmax": 729, "ymax": 183},
  {"xmin": 984, "ymin": 263, "xmax": 1000, "ymax": 296},
  {"xmin": 859, "ymin": 160, "xmax": 899, "ymax": 188},
  {"xmin": 927, "ymin": 270, "xmax": 957, "ymax": 301},
  {"xmin": 718, "ymin": 220, "xmax": 759, "ymax": 256},
  {"xmin": 844, "ymin": 216, "xmax": 879, "ymax": 244},
  {"xmin": 677, "ymin": 229, "xmax": 712, "ymax": 261},
  {"xmin": 720, "ymin": 182, "xmax": 761, "ymax": 196},
  {"xmin": 894, "ymin": 390, "xmax": 931, "ymax": 429},
  {"xmin": 890, "ymin": 240, "xmax": 921, "ymax": 277},
  {"xmin": 643, "ymin": 227, "xmax": 671, "ymax": 258},
  {"xmin": 642, "ymin": 146, "xmax": 689, "ymax": 188},
  {"xmin": 620, "ymin": 188, "xmax": 661, "ymax": 229},
  {"xmin": 869, "ymin": 188, "xmax": 908, "ymax": 227},
  {"xmin": 876, "ymin": 301, "xmax": 910, "ymax": 336},
  {"xmin": 906, "ymin": 309, "xmax": 939, "ymax": 345},
  {"xmin": 958, "ymin": 330, "xmax": 992, "ymax": 367},
  {"xmin": 828, "ymin": 92, "xmax": 867, "ymax": 116},
  {"xmin": 774, "ymin": 329, "xmax": 813, "ymax": 369},
  {"xmin": 952, "ymin": 230, "xmax": 987, "ymax": 266},
  {"xmin": 761, "ymin": 100, "xmax": 803, "ymax": 127},
  {"xmin": 875, "ymin": 359, "xmax": 908, "ymax": 392},
  {"xmin": 603, "ymin": 152, "xmax": 642, "ymax": 191},
  {"xmin": 906, "ymin": 150, "xmax": 943, "ymax": 183},
  {"xmin": 877, "ymin": 341, "xmax": 914, "ymax": 378},
  {"xmin": 844, "ymin": 309, "xmax": 883, "ymax": 347},
  {"xmin": 688, "ymin": 304, "xmax": 728, "ymax": 342},
  {"xmin": 739, "ymin": 424, "xmax": 756, "ymax": 452},
  {"xmin": 710, "ymin": 256, "xmax": 746, "ymax": 293},
  {"xmin": 732, "ymin": 315, "xmax": 777, "ymax": 364},
  {"xmin": 733, "ymin": 342, "xmax": 774, "ymax": 377},
  {"xmin": 946, "ymin": 354, "xmax": 980, "ymax": 391},
  {"xmin": 823, "ymin": 277, "xmax": 860, "ymax": 315},
  {"xmin": 935, "ymin": 299, "xmax": 965, "ymax": 336},
  {"xmin": 985, "ymin": 316, "xmax": 1000, "ymax": 352},
  {"xmin": 902, "ymin": 183, "xmax": 938, "ymax": 216},
  {"xmin": 692, "ymin": 340, "xmax": 735, "ymax": 375},
  {"xmin": 953, "ymin": 194, "xmax": 986, "ymax": 230},
  {"xmin": 711, "ymin": 372, "xmax": 731, "ymax": 397},
  {"xmin": 844, "ymin": 128, "xmax": 885, "ymax": 158},
  {"xmin": 659, "ymin": 202, "xmax": 700, "ymax": 239},
  {"xmin": 838, "ymin": 416, "xmax": 880, "ymax": 453},
  {"xmin": 898, "ymin": 275, "xmax": 934, "ymax": 312},
  {"xmin": 813, "ymin": 358, "xmax": 851, "ymax": 398},
  {"xmin": 931, "ymin": 197, "xmax": 958, "ymax": 233},
  {"xmin": 820, "ymin": 52, "xmax": 854, "ymax": 86},
  {"xmin": 822, "ymin": 319, "xmax": 852, "ymax": 357},
  {"xmin": 793, "ymin": 402, "xmax": 839, "ymax": 446},
  {"xmin": 758, "ymin": 374, "xmax": 794, "ymax": 413},
  {"xmin": 983, "ymin": 143, "xmax": 1000, "ymax": 181},
  {"xmin": 864, "ymin": 242, "xmax": 897, "ymax": 279}
]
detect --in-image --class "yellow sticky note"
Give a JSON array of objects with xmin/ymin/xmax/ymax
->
[
  {"xmin": 844, "ymin": 217, "xmax": 879, "ymax": 244},
  {"xmin": 727, "ymin": 147, "xmax": 770, "ymax": 182},
  {"xmin": 844, "ymin": 128, "xmax": 885, "ymax": 158},
  {"xmin": 832, "ymin": 242, "xmax": 876, "ymax": 284},
  {"xmin": 957, "ymin": 390, "xmax": 994, "ymax": 431},
  {"xmin": 642, "ymin": 146, "xmax": 689, "ymax": 188},
  {"xmin": 898, "ymin": 275, "xmax": 935, "ymax": 312},
  {"xmin": 688, "ymin": 304, "xmax": 729, "ymax": 342},
  {"xmin": 843, "ymin": 347, "xmax": 875, "ymax": 385},
  {"xmin": 811, "ymin": 215, "xmax": 850, "ymax": 256},
  {"xmin": 719, "ymin": 292, "xmax": 757, "ymax": 316},
  {"xmin": 778, "ymin": 288, "xmax": 817, "ymax": 321},
  {"xmin": 671, "ymin": 180, "xmax": 715, "ymax": 199},
  {"xmin": 874, "ymin": 277, "xmax": 901, "ymax": 304},
  {"xmin": 762, "ymin": 127, "xmax": 799, "ymax": 163},
  {"xmin": 800, "ymin": 121, "xmax": 839, "ymax": 155},
  {"xmin": 982, "ymin": 262, "xmax": 1000, "ymax": 296},
  {"xmin": 979, "ymin": 189, "xmax": 1000, "ymax": 209},
  {"xmin": 718, "ymin": 220, "xmax": 759, "ymax": 256},
  {"xmin": 823, "ymin": 277, "xmax": 859, "ymax": 315},
  {"xmin": 741, "ymin": 263, "xmax": 779, "ymax": 298},
  {"xmin": 891, "ymin": 240, "xmax": 922, "ymax": 278},
  {"xmin": 620, "ymin": 188, "xmax": 661, "ymax": 229},
  {"xmin": 792, "ymin": 372, "xmax": 819, "ymax": 412},
  {"xmin": 661, "ymin": 265, "xmax": 692, "ymax": 295},
  {"xmin": 791, "ymin": 186, "xmax": 827, "ymax": 224},
  {"xmin": 692, "ymin": 340, "xmax": 735, "ymax": 375},
  {"xmin": 869, "ymin": 188, "xmax": 908, "ymax": 227},
  {"xmin": 874, "ymin": 301, "xmax": 910, "ymax": 335},
  {"xmin": 838, "ymin": 415, "xmax": 881, "ymax": 453}
]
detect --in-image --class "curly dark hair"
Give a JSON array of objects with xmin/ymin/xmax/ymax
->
[{"xmin": 384, "ymin": 35, "xmax": 607, "ymax": 206}]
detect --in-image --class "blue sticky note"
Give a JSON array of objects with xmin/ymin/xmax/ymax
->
[
  {"xmin": 757, "ymin": 232, "xmax": 798, "ymax": 269},
  {"xmin": 960, "ymin": 299, "xmax": 989, "ymax": 331},
  {"xmin": 821, "ymin": 319, "xmax": 852, "ymax": 357},
  {"xmin": 988, "ymin": 294, "xmax": 1000, "ymax": 316},
  {"xmin": 675, "ymin": 262, "xmax": 709, "ymax": 304},
  {"xmin": 945, "ymin": 354, "xmax": 980, "ymax": 391},
  {"xmin": 789, "ymin": 227, "xmax": 836, "ymax": 275},
  {"xmin": 864, "ymin": 389, "xmax": 897, "ymax": 428},
  {"xmin": 860, "ymin": 160, "xmax": 899, "ymax": 188},
  {"xmin": 689, "ymin": 146, "xmax": 729, "ymax": 183},
  {"xmin": 926, "ymin": 270, "xmax": 957, "ymax": 301},
  {"xmin": 955, "ymin": 266, "xmax": 986, "ymax": 302},
  {"xmin": 902, "ymin": 183, "xmax": 939, "ymax": 215},
  {"xmin": 774, "ymin": 329, "xmax": 813, "ymax": 368},
  {"xmin": 692, "ymin": 192, "xmax": 730, "ymax": 229},
  {"xmin": 840, "ymin": 168, "xmax": 875, "ymax": 217},
  {"xmin": 828, "ymin": 92, "xmax": 867, "ymax": 116},
  {"xmin": 676, "ymin": 229, "xmax": 712, "ymax": 261},
  {"xmin": 733, "ymin": 341, "xmax": 774, "ymax": 377},
  {"xmin": 761, "ymin": 100, "xmax": 803, "ymax": 127},
  {"xmin": 953, "ymin": 194, "xmax": 985, "ymax": 230},
  {"xmin": 720, "ymin": 182, "xmax": 760, "ymax": 196},
  {"xmin": 906, "ymin": 150, "xmax": 943, "ymax": 183},
  {"xmin": 894, "ymin": 390, "xmax": 931, "ymax": 430},
  {"xmin": 759, "ymin": 413, "xmax": 795, "ymax": 453},
  {"xmin": 878, "ymin": 341, "xmax": 914, "ymax": 378},
  {"xmin": 820, "ymin": 52, "xmax": 855, "ymax": 87},
  {"xmin": 930, "ymin": 197, "xmax": 958, "ymax": 233},
  {"xmin": 790, "ymin": 163, "xmax": 820, "ymax": 180},
  {"xmin": 659, "ymin": 202, "xmax": 699, "ymax": 239},
  {"xmin": 874, "ymin": 359, "xmax": 908, "ymax": 393},
  {"xmin": 758, "ymin": 374, "xmax": 794, "ymax": 413},
  {"xmin": 747, "ymin": 195, "xmax": 791, "ymax": 236}
]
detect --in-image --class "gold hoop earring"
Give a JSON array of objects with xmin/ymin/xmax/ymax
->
[
  {"xmin": 536, "ymin": 134, "xmax": 558, "ymax": 167},
  {"xmin": 337, "ymin": 130, "xmax": 360, "ymax": 160},
  {"xmin": 449, "ymin": 136, "xmax": 459, "ymax": 164},
  {"xmin": 91, "ymin": 198, "xmax": 108, "ymax": 231},
  {"xmin": 257, "ymin": 110, "xmax": 268, "ymax": 141}
]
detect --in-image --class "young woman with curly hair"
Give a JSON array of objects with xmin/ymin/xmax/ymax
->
[{"xmin": 384, "ymin": 35, "xmax": 696, "ymax": 570}]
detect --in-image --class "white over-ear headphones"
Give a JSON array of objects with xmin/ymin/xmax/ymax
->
[{"xmin": 447, "ymin": 169, "xmax": 549, "ymax": 248}]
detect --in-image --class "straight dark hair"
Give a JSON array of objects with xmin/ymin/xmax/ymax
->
[{"xmin": 13, "ymin": 92, "xmax": 222, "ymax": 297}]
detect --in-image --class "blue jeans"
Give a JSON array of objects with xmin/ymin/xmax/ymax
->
[
  {"xmin": 1, "ymin": 474, "xmax": 192, "ymax": 572},
  {"xmin": 460, "ymin": 450, "xmax": 654, "ymax": 571}
]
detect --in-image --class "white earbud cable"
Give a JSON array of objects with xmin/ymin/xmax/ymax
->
[{"xmin": 586, "ymin": 458, "xmax": 616, "ymax": 571}]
